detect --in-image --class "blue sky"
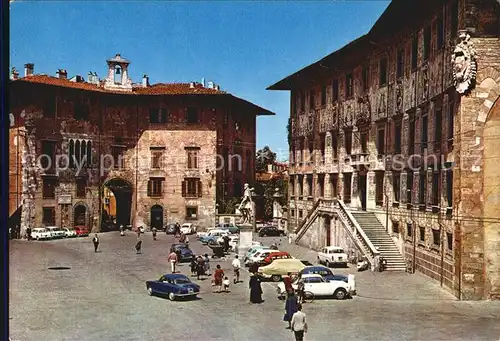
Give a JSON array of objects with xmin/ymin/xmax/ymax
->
[{"xmin": 10, "ymin": 1, "xmax": 389, "ymax": 161}]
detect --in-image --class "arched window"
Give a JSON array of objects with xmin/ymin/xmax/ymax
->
[
  {"xmin": 69, "ymin": 139, "xmax": 75, "ymax": 168},
  {"xmin": 114, "ymin": 65, "xmax": 122, "ymax": 84},
  {"xmin": 81, "ymin": 140, "xmax": 86, "ymax": 165},
  {"xmin": 87, "ymin": 141, "xmax": 92, "ymax": 166},
  {"xmin": 75, "ymin": 140, "xmax": 81, "ymax": 166}
]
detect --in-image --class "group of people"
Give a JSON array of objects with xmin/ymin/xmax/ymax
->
[
  {"xmin": 283, "ymin": 273, "xmax": 308, "ymax": 341},
  {"xmin": 189, "ymin": 253, "xmax": 211, "ymax": 279}
]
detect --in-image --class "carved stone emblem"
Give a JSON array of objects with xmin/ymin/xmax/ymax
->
[{"xmin": 452, "ymin": 31, "xmax": 477, "ymax": 94}]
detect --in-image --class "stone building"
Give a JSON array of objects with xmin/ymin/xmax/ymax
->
[
  {"xmin": 268, "ymin": 0, "xmax": 500, "ymax": 300},
  {"xmin": 9, "ymin": 54, "xmax": 273, "ymax": 234}
]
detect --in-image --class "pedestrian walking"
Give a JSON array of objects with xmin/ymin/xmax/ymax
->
[
  {"xmin": 179, "ymin": 232, "xmax": 186, "ymax": 243},
  {"xmin": 232, "ymin": 255, "xmax": 241, "ymax": 284},
  {"xmin": 26, "ymin": 227, "xmax": 31, "ymax": 241},
  {"xmin": 288, "ymin": 234, "xmax": 293, "ymax": 244},
  {"xmin": 152, "ymin": 227, "xmax": 157, "ymax": 241},
  {"xmin": 190, "ymin": 255, "xmax": 198, "ymax": 276},
  {"xmin": 222, "ymin": 276, "xmax": 230, "ymax": 292},
  {"xmin": 222, "ymin": 235, "xmax": 230, "ymax": 253},
  {"xmin": 284, "ymin": 291, "xmax": 299, "ymax": 329},
  {"xmin": 213, "ymin": 264, "xmax": 224, "ymax": 293},
  {"xmin": 120, "ymin": 225, "xmax": 125, "ymax": 236},
  {"xmin": 196, "ymin": 255, "xmax": 205, "ymax": 280},
  {"xmin": 283, "ymin": 272, "xmax": 294, "ymax": 294},
  {"xmin": 167, "ymin": 250, "xmax": 178, "ymax": 273},
  {"xmin": 136, "ymin": 227, "xmax": 141, "ymax": 238},
  {"xmin": 92, "ymin": 234, "xmax": 99, "ymax": 253},
  {"xmin": 135, "ymin": 236, "xmax": 143, "ymax": 254},
  {"xmin": 249, "ymin": 272, "xmax": 263, "ymax": 303},
  {"xmin": 204, "ymin": 253, "xmax": 211, "ymax": 275},
  {"xmin": 290, "ymin": 303, "xmax": 307, "ymax": 341},
  {"xmin": 175, "ymin": 222, "xmax": 181, "ymax": 238}
]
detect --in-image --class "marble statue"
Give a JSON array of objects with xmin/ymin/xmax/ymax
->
[{"xmin": 238, "ymin": 183, "xmax": 255, "ymax": 224}]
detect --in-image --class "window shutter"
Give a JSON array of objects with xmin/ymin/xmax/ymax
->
[
  {"xmin": 147, "ymin": 180, "xmax": 152, "ymax": 196},
  {"xmin": 198, "ymin": 180, "xmax": 202, "ymax": 197},
  {"xmin": 181, "ymin": 181, "xmax": 186, "ymax": 197}
]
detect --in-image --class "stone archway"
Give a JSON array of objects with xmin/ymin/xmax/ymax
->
[
  {"xmin": 150, "ymin": 205, "xmax": 164, "ymax": 230},
  {"xmin": 481, "ymin": 95, "xmax": 500, "ymax": 300},
  {"xmin": 102, "ymin": 178, "xmax": 133, "ymax": 231},
  {"xmin": 73, "ymin": 204, "xmax": 87, "ymax": 227}
]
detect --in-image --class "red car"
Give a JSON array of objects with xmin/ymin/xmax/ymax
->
[
  {"xmin": 261, "ymin": 252, "xmax": 292, "ymax": 266},
  {"xmin": 75, "ymin": 226, "xmax": 90, "ymax": 237}
]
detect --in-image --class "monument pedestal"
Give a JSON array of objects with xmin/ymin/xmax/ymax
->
[{"xmin": 237, "ymin": 223, "xmax": 254, "ymax": 260}]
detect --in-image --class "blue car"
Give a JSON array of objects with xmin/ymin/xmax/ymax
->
[
  {"xmin": 298, "ymin": 265, "xmax": 349, "ymax": 283},
  {"xmin": 146, "ymin": 274, "xmax": 200, "ymax": 301},
  {"xmin": 170, "ymin": 244, "xmax": 194, "ymax": 262}
]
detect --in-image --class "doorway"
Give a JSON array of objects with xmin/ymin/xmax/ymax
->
[
  {"xmin": 358, "ymin": 174, "xmax": 367, "ymax": 211},
  {"xmin": 150, "ymin": 205, "xmax": 163, "ymax": 230},
  {"xmin": 102, "ymin": 178, "xmax": 133, "ymax": 231},
  {"xmin": 74, "ymin": 204, "xmax": 87, "ymax": 227},
  {"xmin": 325, "ymin": 216, "xmax": 331, "ymax": 246}
]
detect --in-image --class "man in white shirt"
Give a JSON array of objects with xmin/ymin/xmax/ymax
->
[
  {"xmin": 232, "ymin": 255, "xmax": 241, "ymax": 284},
  {"xmin": 291, "ymin": 303, "xmax": 307, "ymax": 341}
]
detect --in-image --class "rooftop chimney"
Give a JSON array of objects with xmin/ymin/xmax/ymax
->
[
  {"xmin": 215, "ymin": 84, "xmax": 220, "ymax": 91},
  {"xmin": 142, "ymin": 74, "xmax": 149, "ymax": 87},
  {"xmin": 201, "ymin": 78, "xmax": 205, "ymax": 87},
  {"xmin": 207, "ymin": 81, "xmax": 214, "ymax": 89},
  {"xmin": 24, "ymin": 63, "xmax": 34, "ymax": 77},
  {"xmin": 57, "ymin": 69, "xmax": 68, "ymax": 79},
  {"xmin": 10, "ymin": 67, "xmax": 19, "ymax": 80},
  {"xmin": 189, "ymin": 82, "xmax": 195, "ymax": 88}
]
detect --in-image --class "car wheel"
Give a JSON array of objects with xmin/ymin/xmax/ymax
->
[
  {"xmin": 325, "ymin": 260, "xmax": 331, "ymax": 268},
  {"xmin": 147, "ymin": 286, "xmax": 153, "ymax": 296},
  {"xmin": 36, "ymin": 237, "xmax": 40, "ymax": 241},
  {"xmin": 271, "ymin": 275, "xmax": 281, "ymax": 282},
  {"xmin": 168, "ymin": 292, "xmax": 176, "ymax": 301},
  {"xmin": 334, "ymin": 288, "xmax": 347, "ymax": 300}
]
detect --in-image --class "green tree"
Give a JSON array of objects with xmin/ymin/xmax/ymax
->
[
  {"xmin": 262, "ymin": 175, "xmax": 288, "ymax": 219},
  {"xmin": 217, "ymin": 197, "xmax": 241, "ymax": 214},
  {"xmin": 255, "ymin": 146, "xmax": 277, "ymax": 172}
]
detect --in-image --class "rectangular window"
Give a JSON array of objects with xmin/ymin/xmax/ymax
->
[
  {"xmin": 291, "ymin": 209, "xmax": 295, "ymax": 217},
  {"xmin": 447, "ymin": 232, "xmax": 453, "ymax": 251},
  {"xmin": 44, "ymin": 98, "xmax": 55, "ymax": 118},
  {"xmin": 362, "ymin": 65, "xmax": 369, "ymax": 91},
  {"xmin": 432, "ymin": 172, "xmax": 440, "ymax": 206},
  {"xmin": 186, "ymin": 206, "xmax": 198, "ymax": 220},
  {"xmin": 41, "ymin": 141, "xmax": 56, "ymax": 172},
  {"xmin": 421, "ymin": 114, "xmax": 428, "ymax": 153},
  {"xmin": 448, "ymin": 100, "xmax": 454, "ymax": 150},
  {"xmin": 321, "ymin": 85, "xmax": 326, "ymax": 106},
  {"xmin": 411, "ymin": 35, "xmax": 418, "ymax": 70},
  {"xmin": 186, "ymin": 149, "xmax": 199, "ymax": 169},
  {"xmin": 407, "ymin": 223, "xmax": 413, "ymax": 238},
  {"xmin": 76, "ymin": 178, "xmax": 86, "ymax": 198},
  {"xmin": 186, "ymin": 107, "xmax": 199, "ymax": 124},
  {"xmin": 290, "ymin": 177, "xmax": 295, "ymax": 196},
  {"xmin": 330, "ymin": 174, "xmax": 338, "ymax": 198},
  {"xmin": 149, "ymin": 108, "xmax": 167, "ymax": 124},
  {"xmin": 345, "ymin": 73, "xmax": 353, "ymax": 98},
  {"xmin": 147, "ymin": 178, "xmax": 163, "ymax": 197},
  {"xmin": 42, "ymin": 178, "xmax": 56, "ymax": 199},
  {"xmin": 183, "ymin": 178, "xmax": 202, "ymax": 198},
  {"xmin": 395, "ymin": 122, "xmax": 402, "ymax": 154},
  {"xmin": 437, "ymin": 15, "xmax": 445, "ymax": 49},
  {"xmin": 332, "ymin": 134, "xmax": 338, "ymax": 160},
  {"xmin": 318, "ymin": 175, "xmax": 325, "ymax": 197},
  {"xmin": 393, "ymin": 221, "xmax": 400, "ymax": 234},
  {"xmin": 379, "ymin": 58, "xmax": 388, "ymax": 87},
  {"xmin": 299, "ymin": 210, "xmax": 303, "ymax": 218},
  {"xmin": 424, "ymin": 26, "xmax": 431, "ymax": 60},
  {"xmin": 451, "ymin": 0, "xmax": 458, "ymax": 36},
  {"xmin": 307, "ymin": 175, "xmax": 313, "ymax": 197},
  {"xmin": 344, "ymin": 130, "xmax": 352, "ymax": 155},
  {"xmin": 360, "ymin": 131, "xmax": 368, "ymax": 154},
  {"xmin": 150, "ymin": 149, "xmax": 163, "ymax": 169},
  {"xmin": 419, "ymin": 226, "xmax": 426, "ymax": 242},
  {"xmin": 309, "ymin": 90, "xmax": 315, "ymax": 110},
  {"xmin": 434, "ymin": 108, "xmax": 442, "ymax": 152},
  {"xmin": 393, "ymin": 172, "xmax": 401, "ymax": 202},
  {"xmin": 407, "ymin": 171, "xmax": 413, "ymax": 204},
  {"xmin": 42, "ymin": 207, "xmax": 56, "ymax": 226},
  {"xmin": 409, "ymin": 118, "xmax": 415, "ymax": 155},
  {"xmin": 375, "ymin": 172, "xmax": 384, "ymax": 206},
  {"xmin": 111, "ymin": 146, "xmax": 125, "ymax": 169},
  {"xmin": 432, "ymin": 228, "xmax": 440, "ymax": 246},
  {"xmin": 419, "ymin": 172, "xmax": 426, "ymax": 205},
  {"xmin": 343, "ymin": 173, "xmax": 352, "ymax": 203},
  {"xmin": 397, "ymin": 48, "xmax": 404, "ymax": 79},
  {"xmin": 74, "ymin": 102, "xmax": 89, "ymax": 121},
  {"xmin": 320, "ymin": 134, "xmax": 326, "ymax": 162},
  {"xmin": 377, "ymin": 128, "xmax": 385, "ymax": 155},
  {"xmin": 446, "ymin": 169, "xmax": 453, "ymax": 207},
  {"xmin": 298, "ymin": 176, "xmax": 303, "ymax": 197},
  {"xmin": 332, "ymin": 79, "xmax": 339, "ymax": 102}
]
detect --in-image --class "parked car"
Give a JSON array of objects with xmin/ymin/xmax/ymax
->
[
  {"xmin": 245, "ymin": 249, "xmax": 276, "ymax": 267},
  {"xmin": 317, "ymin": 246, "xmax": 348, "ymax": 267},
  {"xmin": 31, "ymin": 227, "xmax": 52, "ymax": 240},
  {"xmin": 169, "ymin": 243, "xmax": 193, "ymax": 262},
  {"xmin": 258, "ymin": 226, "xmax": 285, "ymax": 237},
  {"xmin": 63, "ymin": 227, "xmax": 77, "ymax": 238},
  {"xmin": 74, "ymin": 226, "xmax": 90, "ymax": 237},
  {"xmin": 180, "ymin": 223, "xmax": 197, "ymax": 235},
  {"xmin": 244, "ymin": 245, "xmax": 267, "ymax": 262},
  {"xmin": 165, "ymin": 223, "xmax": 176, "ymax": 235},
  {"xmin": 46, "ymin": 226, "xmax": 66, "ymax": 239},
  {"xmin": 257, "ymin": 258, "xmax": 306, "ymax": 282},
  {"xmin": 218, "ymin": 223, "xmax": 240, "ymax": 234},
  {"xmin": 276, "ymin": 273, "xmax": 351, "ymax": 300},
  {"xmin": 199, "ymin": 230, "xmax": 229, "ymax": 244},
  {"xmin": 298, "ymin": 265, "xmax": 356, "ymax": 295},
  {"xmin": 146, "ymin": 274, "xmax": 200, "ymax": 301},
  {"xmin": 261, "ymin": 251, "xmax": 292, "ymax": 266}
]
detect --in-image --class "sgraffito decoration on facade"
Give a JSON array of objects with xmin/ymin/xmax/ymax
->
[
  {"xmin": 356, "ymin": 95, "xmax": 371, "ymax": 126},
  {"xmin": 307, "ymin": 111, "xmax": 314, "ymax": 136},
  {"xmin": 421, "ymin": 64, "xmax": 429, "ymax": 101},
  {"xmin": 319, "ymin": 106, "xmax": 337, "ymax": 132},
  {"xmin": 395, "ymin": 80, "xmax": 403, "ymax": 114},
  {"xmin": 452, "ymin": 31, "xmax": 477, "ymax": 94},
  {"xmin": 377, "ymin": 93, "xmax": 387, "ymax": 118}
]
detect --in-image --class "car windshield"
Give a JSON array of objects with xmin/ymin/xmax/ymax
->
[
  {"xmin": 35, "ymin": 228, "xmax": 46, "ymax": 232},
  {"xmin": 330, "ymin": 249, "xmax": 344, "ymax": 254},
  {"xmin": 174, "ymin": 278, "xmax": 191, "ymax": 285}
]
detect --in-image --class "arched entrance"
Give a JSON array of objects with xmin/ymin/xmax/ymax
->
[
  {"xmin": 74, "ymin": 204, "xmax": 87, "ymax": 227},
  {"xmin": 102, "ymin": 178, "xmax": 133, "ymax": 231},
  {"xmin": 150, "ymin": 205, "xmax": 163, "ymax": 230}
]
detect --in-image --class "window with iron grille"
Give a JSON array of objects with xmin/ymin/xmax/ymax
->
[
  {"xmin": 42, "ymin": 207, "xmax": 55, "ymax": 226},
  {"xmin": 186, "ymin": 149, "xmax": 198, "ymax": 169},
  {"xmin": 182, "ymin": 178, "xmax": 202, "ymax": 198},
  {"xmin": 446, "ymin": 169, "xmax": 453, "ymax": 207},
  {"xmin": 150, "ymin": 149, "xmax": 163, "ymax": 169},
  {"xmin": 186, "ymin": 206, "xmax": 198, "ymax": 220},
  {"xmin": 42, "ymin": 178, "xmax": 56, "ymax": 199},
  {"xmin": 432, "ymin": 228, "xmax": 440, "ymax": 246},
  {"xmin": 149, "ymin": 108, "xmax": 167, "ymax": 124},
  {"xmin": 419, "ymin": 226, "xmax": 426, "ymax": 242},
  {"xmin": 147, "ymin": 178, "xmax": 163, "ymax": 197}
]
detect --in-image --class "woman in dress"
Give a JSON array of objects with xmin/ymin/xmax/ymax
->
[
  {"xmin": 283, "ymin": 290, "xmax": 298, "ymax": 329},
  {"xmin": 213, "ymin": 264, "xmax": 224, "ymax": 293},
  {"xmin": 249, "ymin": 272, "xmax": 263, "ymax": 303}
]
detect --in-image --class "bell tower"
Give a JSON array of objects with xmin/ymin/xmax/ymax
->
[{"xmin": 103, "ymin": 54, "xmax": 133, "ymax": 92}]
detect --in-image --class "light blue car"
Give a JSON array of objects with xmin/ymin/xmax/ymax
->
[{"xmin": 244, "ymin": 245, "xmax": 266, "ymax": 262}]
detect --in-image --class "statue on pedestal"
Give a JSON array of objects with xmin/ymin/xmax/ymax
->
[{"xmin": 238, "ymin": 183, "xmax": 255, "ymax": 225}]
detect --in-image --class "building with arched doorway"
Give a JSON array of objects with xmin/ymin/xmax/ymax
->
[
  {"xmin": 9, "ymin": 54, "xmax": 274, "ymax": 235},
  {"xmin": 269, "ymin": 0, "xmax": 500, "ymax": 300}
]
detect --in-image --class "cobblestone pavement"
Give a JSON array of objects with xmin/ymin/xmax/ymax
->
[{"xmin": 9, "ymin": 232, "xmax": 500, "ymax": 341}]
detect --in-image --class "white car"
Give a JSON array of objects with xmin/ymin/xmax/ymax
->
[
  {"xmin": 63, "ymin": 227, "xmax": 77, "ymax": 238},
  {"xmin": 31, "ymin": 228, "xmax": 52, "ymax": 240},
  {"xmin": 228, "ymin": 235, "xmax": 239, "ymax": 250},
  {"xmin": 276, "ymin": 274, "xmax": 352, "ymax": 300},
  {"xmin": 317, "ymin": 246, "xmax": 348, "ymax": 267},
  {"xmin": 180, "ymin": 223, "xmax": 197, "ymax": 235},
  {"xmin": 245, "ymin": 249, "xmax": 276, "ymax": 266},
  {"xmin": 46, "ymin": 226, "xmax": 66, "ymax": 239}
]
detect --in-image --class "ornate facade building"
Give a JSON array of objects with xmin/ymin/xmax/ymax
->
[
  {"xmin": 9, "ymin": 54, "xmax": 273, "ymax": 234},
  {"xmin": 269, "ymin": 0, "xmax": 500, "ymax": 300}
]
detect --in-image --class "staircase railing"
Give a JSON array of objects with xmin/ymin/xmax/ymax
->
[
  {"xmin": 337, "ymin": 200, "xmax": 380, "ymax": 264},
  {"xmin": 294, "ymin": 198, "xmax": 322, "ymax": 234}
]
